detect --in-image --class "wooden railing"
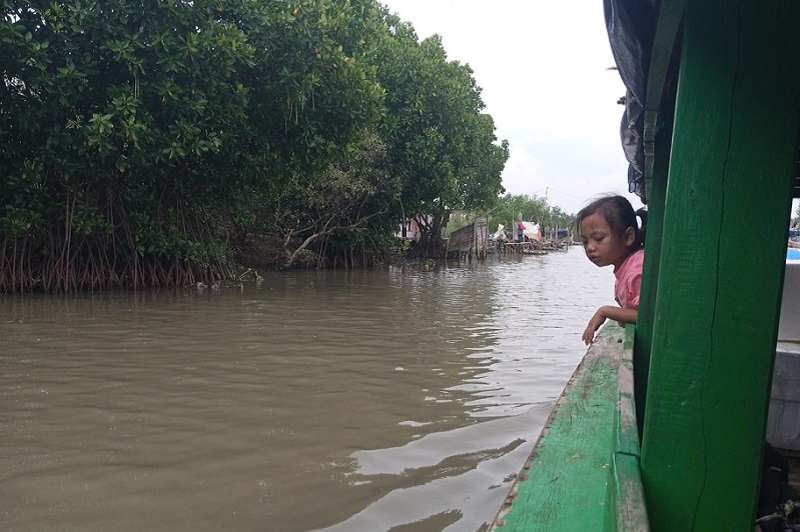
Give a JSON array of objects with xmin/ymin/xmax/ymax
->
[
  {"xmin": 604, "ymin": 324, "xmax": 649, "ymax": 531},
  {"xmin": 492, "ymin": 324, "xmax": 650, "ymax": 531}
]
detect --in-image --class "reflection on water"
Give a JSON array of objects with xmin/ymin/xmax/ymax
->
[{"xmin": 1, "ymin": 250, "xmax": 612, "ymax": 531}]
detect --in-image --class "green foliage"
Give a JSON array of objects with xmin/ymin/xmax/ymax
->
[
  {"xmin": 368, "ymin": 20, "xmax": 508, "ymax": 242},
  {"xmin": 491, "ymin": 194, "xmax": 549, "ymax": 230},
  {"xmin": 266, "ymin": 132, "xmax": 404, "ymax": 268},
  {"xmin": 0, "ymin": 0, "xmax": 511, "ymax": 290},
  {"xmin": 489, "ymin": 194, "xmax": 576, "ymax": 233}
]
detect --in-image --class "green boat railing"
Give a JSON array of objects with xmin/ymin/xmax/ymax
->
[
  {"xmin": 604, "ymin": 325, "xmax": 649, "ymax": 531},
  {"xmin": 492, "ymin": 324, "xmax": 650, "ymax": 531}
]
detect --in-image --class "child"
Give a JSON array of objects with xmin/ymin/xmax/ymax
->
[{"xmin": 577, "ymin": 195, "xmax": 646, "ymax": 345}]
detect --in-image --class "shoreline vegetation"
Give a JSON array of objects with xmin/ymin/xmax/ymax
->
[{"xmin": 1, "ymin": 1, "xmax": 572, "ymax": 293}]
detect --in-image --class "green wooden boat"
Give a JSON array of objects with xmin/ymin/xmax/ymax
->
[{"xmin": 493, "ymin": 0, "xmax": 800, "ymax": 529}]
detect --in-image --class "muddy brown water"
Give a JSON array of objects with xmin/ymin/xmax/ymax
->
[{"xmin": 1, "ymin": 250, "xmax": 613, "ymax": 531}]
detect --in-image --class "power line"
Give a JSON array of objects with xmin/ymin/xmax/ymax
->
[
  {"xmin": 546, "ymin": 187, "xmax": 588, "ymax": 200},
  {"xmin": 530, "ymin": 187, "xmax": 587, "ymax": 201}
]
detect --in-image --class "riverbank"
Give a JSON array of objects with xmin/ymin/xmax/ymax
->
[{"xmin": 235, "ymin": 234, "xmax": 419, "ymax": 272}]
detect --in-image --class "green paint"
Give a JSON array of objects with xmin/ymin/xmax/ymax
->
[
  {"xmin": 642, "ymin": 0, "xmax": 685, "ymax": 198},
  {"xmin": 616, "ymin": 325, "xmax": 640, "ymax": 457},
  {"xmin": 494, "ymin": 326, "xmax": 623, "ymax": 531},
  {"xmin": 605, "ymin": 325, "xmax": 649, "ymax": 531},
  {"xmin": 607, "ymin": 453, "xmax": 649, "ymax": 532},
  {"xmin": 493, "ymin": 326, "xmax": 651, "ymax": 531},
  {"xmin": 640, "ymin": 0, "xmax": 800, "ymax": 529},
  {"xmin": 634, "ymin": 131, "xmax": 669, "ymax": 435},
  {"xmin": 638, "ymin": 0, "xmax": 683, "ymax": 432}
]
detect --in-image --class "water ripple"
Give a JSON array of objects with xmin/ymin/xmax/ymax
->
[{"xmin": 1, "ymin": 250, "xmax": 614, "ymax": 531}]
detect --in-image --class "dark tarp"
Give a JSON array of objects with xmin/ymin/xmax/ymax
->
[{"xmin": 604, "ymin": 0, "xmax": 659, "ymax": 202}]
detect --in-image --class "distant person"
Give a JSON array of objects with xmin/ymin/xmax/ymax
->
[{"xmin": 577, "ymin": 195, "xmax": 647, "ymax": 345}]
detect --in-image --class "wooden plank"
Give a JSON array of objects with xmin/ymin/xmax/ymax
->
[
  {"xmin": 615, "ymin": 325, "xmax": 640, "ymax": 457},
  {"xmin": 640, "ymin": 0, "xmax": 800, "ymax": 529},
  {"xmin": 605, "ymin": 325, "xmax": 650, "ymax": 531},
  {"xmin": 609, "ymin": 453, "xmax": 650, "ymax": 532},
  {"xmin": 642, "ymin": 0, "xmax": 686, "ymax": 196},
  {"xmin": 493, "ymin": 326, "xmax": 623, "ymax": 531},
  {"xmin": 633, "ymin": 129, "xmax": 670, "ymax": 435}
]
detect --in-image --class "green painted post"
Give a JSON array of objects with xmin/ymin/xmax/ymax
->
[
  {"xmin": 633, "ymin": 130, "xmax": 670, "ymax": 436},
  {"xmin": 639, "ymin": 0, "xmax": 800, "ymax": 530}
]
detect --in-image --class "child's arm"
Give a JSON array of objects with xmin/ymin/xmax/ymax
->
[{"xmin": 582, "ymin": 305, "xmax": 638, "ymax": 345}]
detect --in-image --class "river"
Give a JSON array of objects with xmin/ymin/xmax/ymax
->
[{"xmin": 1, "ymin": 249, "xmax": 613, "ymax": 532}]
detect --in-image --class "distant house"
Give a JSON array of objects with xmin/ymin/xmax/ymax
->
[
  {"xmin": 396, "ymin": 218, "xmax": 421, "ymax": 240},
  {"xmin": 511, "ymin": 221, "xmax": 542, "ymax": 242}
]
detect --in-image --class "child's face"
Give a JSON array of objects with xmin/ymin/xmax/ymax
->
[{"xmin": 580, "ymin": 213, "xmax": 635, "ymax": 269}]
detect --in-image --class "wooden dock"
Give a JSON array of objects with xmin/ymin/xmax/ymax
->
[
  {"xmin": 495, "ymin": 240, "xmax": 568, "ymax": 255},
  {"xmin": 446, "ymin": 216, "xmax": 489, "ymax": 260}
]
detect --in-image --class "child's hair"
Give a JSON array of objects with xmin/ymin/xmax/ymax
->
[{"xmin": 576, "ymin": 195, "xmax": 647, "ymax": 248}]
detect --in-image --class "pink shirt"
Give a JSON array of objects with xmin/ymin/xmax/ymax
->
[{"xmin": 614, "ymin": 248, "xmax": 644, "ymax": 309}]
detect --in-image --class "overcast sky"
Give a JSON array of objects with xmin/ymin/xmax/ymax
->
[{"xmin": 380, "ymin": 0, "xmax": 643, "ymax": 215}]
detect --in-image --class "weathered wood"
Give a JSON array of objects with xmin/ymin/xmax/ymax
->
[
  {"xmin": 640, "ymin": 0, "xmax": 800, "ymax": 529},
  {"xmin": 633, "ymin": 130, "xmax": 670, "ymax": 435},
  {"xmin": 607, "ymin": 453, "xmax": 649, "ymax": 532},
  {"xmin": 637, "ymin": 0, "xmax": 680, "ymax": 421},
  {"xmin": 605, "ymin": 325, "xmax": 650, "ymax": 532},
  {"xmin": 492, "ymin": 326, "xmax": 653, "ymax": 531},
  {"xmin": 615, "ymin": 325, "xmax": 640, "ymax": 458},
  {"xmin": 492, "ymin": 326, "xmax": 622, "ymax": 531},
  {"xmin": 446, "ymin": 216, "xmax": 489, "ymax": 260},
  {"xmin": 642, "ymin": 0, "xmax": 686, "ymax": 197}
]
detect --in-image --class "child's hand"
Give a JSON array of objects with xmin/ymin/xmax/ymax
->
[{"xmin": 582, "ymin": 307, "xmax": 608, "ymax": 345}]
